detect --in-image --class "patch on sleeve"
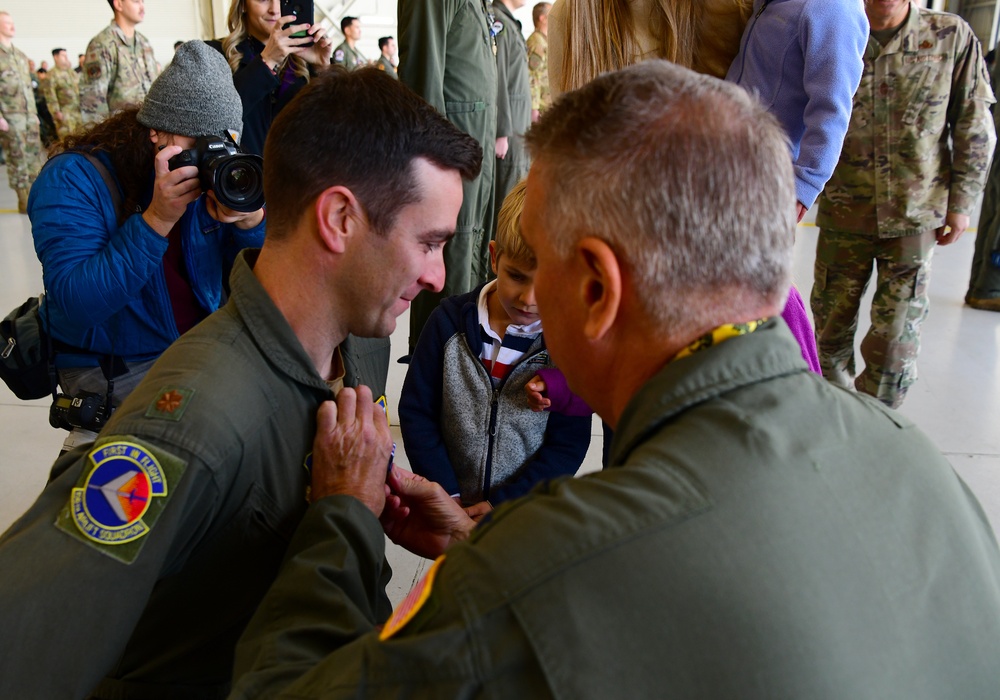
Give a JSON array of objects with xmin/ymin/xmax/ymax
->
[
  {"xmin": 145, "ymin": 387, "xmax": 195, "ymax": 421},
  {"xmin": 55, "ymin": 438, "xmax": 187, "ymax": 564},
  {"xmin": 86, "ymin": 63, "xmax": 102, "ymax": 80},
  {"xmin": 379, "ymin": 555, "xmax": 445, "ymax": 641},
  {"xmin": 334, "ymin": 49, "xmax": 345, "ymax": 63}
]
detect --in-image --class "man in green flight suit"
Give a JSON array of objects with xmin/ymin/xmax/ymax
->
[
  {"xmin": 492, "ymin": 0, "xmax": 532, "ymax": 210},
  {"xmin": 227, "ymin": 61, "xmax": 1000, "ymax": 700},
  {"xmin": 42, "ymin": 47, "xmax": 83, "ymax": 140},
  {"xmin": 80, "ymin": 0, "xmax": 158, "ymax": 126},
  {"xmin": 0, "ymin": 68, "xmax": 481, "ymax": 700},
  {"xmin": 398, "ymin": 0, "xmax": 499, "ymax": 353},
  {"xmin": 332, "ymin": 17, "xmax": 368, "ymax": 70},
  {"xmin": 376, "ymin": 36, "xmax": 398, "ymax": 79},
  {"xmin": 0, "ymin": 11, "xmax": 42, "ymax": 214}
]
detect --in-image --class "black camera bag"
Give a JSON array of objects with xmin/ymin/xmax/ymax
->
[
  {"xmin": 0, "ymin": 296, "xmax": 55, "ymax": 400},
  {"xmin": 1, "ymin": 150, "xmax": 123, "ymax": 402}
]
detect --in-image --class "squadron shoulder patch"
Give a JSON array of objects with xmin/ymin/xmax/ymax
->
[
  {"xmin": 334, "ymin": 49, "xmax": 345, "ymax": 63},
  {"xmin": 55, "ymin": 438, "xmax": 187, "ymax": 563},
  {"xmin": 145, "ymin": 387, "xmax": 195, "ymax": 421},
  {"xmin": 380, "ymin": 555, "xmax": 446, "ymax": 641}
]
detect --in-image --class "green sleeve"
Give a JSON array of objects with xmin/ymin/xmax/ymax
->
[
  {"xmin": 80, "ymin": 36, "xmax": 113, "ymax": 126},
  {"xmin": 397, "ymin": 0, "xmax": 455, "ymax": 114}
]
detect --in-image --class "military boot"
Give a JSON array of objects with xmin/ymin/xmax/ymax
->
[{"xmin": 16, "ymin": 188, "xmax": 29, "ymax": 214}]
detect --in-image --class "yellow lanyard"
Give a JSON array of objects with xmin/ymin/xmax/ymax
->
[{"xmin": 671, "ymin": 319, "xmax": 769, "ymax": 363}]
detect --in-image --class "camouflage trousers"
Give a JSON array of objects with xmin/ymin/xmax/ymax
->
[
  {"xmin": 0, "ymin": 112, "xmax": 44, "ymax": 190},
  {"xmin": 53, "ymin": 110, "xmax": 83, "ymax": 141},
  {"xmin": 810, "ymin": 229, "xmax": 937, "ymax": 409}
]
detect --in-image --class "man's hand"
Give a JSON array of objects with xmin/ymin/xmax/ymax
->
[
  {"xmin": 935, "ymin": 212, "xmax": 969, "ymax": 246},
  {"xmin": 142, "ymin": 145, "xmax": 201, "ymax": 237},
  {"xmin": 310, "ymin": 386, "xmax": 394, "ymax": 516},
  {"xmin": 531, "ymin": 109, "xmax": 540, "ymax": 123},
  {"xmin": 495, "ymin": 136, "xmax": 509, "ymax": 159},
  {"xmin": 525, "ymin": 374, "xmax": 551, "ymax": 412},
  {"xmin": 0, "ymin": 117, "xmax": 10, "ymax": 132},
  {"xmin": 380, "ymin": 469, "xmax": 475, "ymax": 560},
  {"xmin": 204, "ymin": 190, "xmax": 264, "ymax": 229}
]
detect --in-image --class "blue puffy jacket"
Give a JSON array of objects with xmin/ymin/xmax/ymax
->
[{"xmin": 28, "ymin": 151, "xmax": 265, "ymax": 363}]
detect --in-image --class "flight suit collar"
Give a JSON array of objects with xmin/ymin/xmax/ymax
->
[
  {"xmin": 229, "ymin": 249, "xmax": 338, "ymax": 396},
  {"xmin": 610, "ymin": 318, "xmax": 809, "ymax": 467}
]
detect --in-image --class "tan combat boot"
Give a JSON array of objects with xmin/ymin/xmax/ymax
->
[{"xmin": 16, "ymin": 188, "xmax": 29, "ymax": 214}]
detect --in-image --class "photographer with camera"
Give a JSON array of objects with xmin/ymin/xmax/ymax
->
[
  {"xmin": 28, "ymin": 41, "xmax": 265, "ymax": 452},
  {"xmin": 218, "ymin": 0, "xmax": 332, "ymax": 158}
]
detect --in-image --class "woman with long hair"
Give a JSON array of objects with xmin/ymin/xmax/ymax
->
[
  {"xmin": 548, "ymin": 0, "xmax": 752, "ymax": 96},
  {"xmin": 216, "ymin": 0, "xmax": 332, "ymax": 156}
]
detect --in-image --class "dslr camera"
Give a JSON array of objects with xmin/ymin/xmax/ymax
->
[
  {"xmin": 168, "ymin": 135, "xmax": 265, "ymax": 213},
  {"xmin": 49, "ymin": 391, "xmax": 112, "ymax": 433}
]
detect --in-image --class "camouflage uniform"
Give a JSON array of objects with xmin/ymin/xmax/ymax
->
[
  {"xmin": 812, "ymin": 3, "xmax": 995, "ymax": 408},
  {"xmin": 42, "ymin": 65, "xmax": 82, "ymax": 139},
  {"xmin": 526, "ymin": 29, "xmax": 550, "ymax": 114},
  {"xmin": 80, "ymin": 22, "xmax": 157, "ymax": 126},
  {"xmin": 332, "ymin": 42, "xmax": 367, "ymax": 70},
  {"xmin": 0, "ymin": 42, "xmax": 43, "ymax": 201}
]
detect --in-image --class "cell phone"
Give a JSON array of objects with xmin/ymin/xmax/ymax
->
[{"xmin": 280, "ymin": 0, "xmax": 314, "ymax": 39}]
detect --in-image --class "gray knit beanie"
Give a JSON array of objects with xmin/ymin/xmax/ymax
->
[{"xmin": 137, "ymin": 40, "xmax": 243, "ymax": 139}]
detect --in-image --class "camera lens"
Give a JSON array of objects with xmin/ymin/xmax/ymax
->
[{"xmin": 211, "ymin": 155, "xmax": 265, "ymax": 212}]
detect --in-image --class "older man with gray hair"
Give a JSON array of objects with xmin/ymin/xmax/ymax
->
[{"xmin": 228, "ymin": 60, "xmax": 1000, "ymax": 699}]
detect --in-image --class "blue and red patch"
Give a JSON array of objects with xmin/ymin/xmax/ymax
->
[{"xmin": 69, "ymin": 442, "xmax": 168, "ymax": 546}]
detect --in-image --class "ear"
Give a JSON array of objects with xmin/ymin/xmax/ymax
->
[
  {"xmin": 314, "ymin": 186, "xmax": 360, "ymax": 255},
  {"xmin": 489, "ymin": 240, "xmax": 499, "ymax": 276},
  {"xmin": 148, "ymin": 128, "xmax": 158, "ymax": 145},
  {"xmin": 576, "ymin": 237, "xmax": 621, "ymax": 342}
]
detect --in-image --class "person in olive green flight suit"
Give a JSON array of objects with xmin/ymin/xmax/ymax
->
[
  {"xmin": 0, "ymin": 67, "xmax": 481, "ymax": 700},
  {"xmin": 332, "ymin": 16, "xmax": 368, "ymax": 70},
  {"xmin": 227, "ymin": 61, "xmax": 1000, "ymax": 700},
  {"xmin": 397, "ymin": 0, "xmax": 499, "ymax": 353},
  {"xmin": 376, "ymin": 36, "xmax": 398, "ymax": 79},
  {"xmin": 492, "ymin": 0, "xmax": 532, "ymax": 215}
]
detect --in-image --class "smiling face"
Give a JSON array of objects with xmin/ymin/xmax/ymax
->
[
  {"xmin": 245, "ymin": 0, "xmax": 281, "ymax": 42},
  {"xmin": 342, "ymin": 157, "xmax": 462, "ymax": 338}
]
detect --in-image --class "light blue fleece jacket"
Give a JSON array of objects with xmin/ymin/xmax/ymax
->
[{"xmin": 726, "ymin": 0, "xmax": 869, "ymax": 208}]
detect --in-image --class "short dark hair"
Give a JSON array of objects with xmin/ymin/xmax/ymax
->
[
  {"xmin": 107, "ymin": 0, "xmax": 116, "ymax": 10},
  {"xmin": 378, "ymin": 36, "xmax": 394, "ymax": 51},
  {"xmin": 264, "ymin": 68, "xmax": 482, "ymax": 239},
  {"xmin": 174, "ymin": 40, "xmax": 184, "ymax": 50},
  {"xmin": 52, "ymin": 48, "xmax": 66, "ymax": 57},
  {"xmin": 340, "ymin": 16, "xmax": 358, "ymax": 33}
]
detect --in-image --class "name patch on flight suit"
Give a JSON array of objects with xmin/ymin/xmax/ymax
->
[
  {"xmin": 380, "ymin": 555, "xmax": 445, "ymax": 641},
  {"xmin": 55, "ymin": 438, "xmax": 187, "ymax": 564}
]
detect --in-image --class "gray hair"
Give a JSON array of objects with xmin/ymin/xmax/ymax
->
[{"xmin": 525, "ymin": 60, "xmax": 795, "ymax": 330}]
